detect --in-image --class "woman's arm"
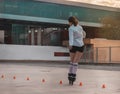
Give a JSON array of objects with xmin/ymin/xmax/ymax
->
[
  {"xmin": 83, "ymin": 30, "xmax": 86, "ymax": 38},
  {"xmin": 69, "ymin": 28, "xmax": 74, "ymax": 47}
]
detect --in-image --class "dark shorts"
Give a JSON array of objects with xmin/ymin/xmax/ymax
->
[{"xmin": 70, "ymin": 46, "xmax": 84, "ymax": 53}]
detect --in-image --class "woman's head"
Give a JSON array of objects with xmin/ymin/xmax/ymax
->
[{"xmin": 68, "ymin": 16, "xmax": 78, "ymax": 26}]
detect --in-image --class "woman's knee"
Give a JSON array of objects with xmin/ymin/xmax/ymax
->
[
  {"xmin": 70, "ymin": 53, "xmax": 75, "ymax": 62},
  {"xmin": 73, "ymin": 52, "xmax": 83, "ymax": 62}
]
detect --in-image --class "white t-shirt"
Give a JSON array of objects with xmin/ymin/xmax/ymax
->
[{"xmin": 68, "ymin": 24, "xmax": 85, "ymax": 47}]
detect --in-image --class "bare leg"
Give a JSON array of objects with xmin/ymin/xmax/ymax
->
[
  {"xmin": 72, "ymin": 51, "xmax": 83, "ymax": 74},
  {"xmin": 73, "ymin": 51, "xmax": 83, "ymax": 63},
  {"xmin": 69, "ymin": 52, "xmax": 75, "ymax": 73},
  {"xmin": 68, "ymin": 52, "xmax": 76, "ymax": 85},
  {"xmin": 70, "ymin": 52, "xmax": 75, "ymax": 62}
]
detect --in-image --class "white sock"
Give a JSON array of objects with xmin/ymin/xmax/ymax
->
[
  {"xmin": 72, "ymin": 63, "xmax": 78, "ymax": 74},
  {"xmin": 69, "ymin": 62, "xmax": 73, "ymax": 73}
]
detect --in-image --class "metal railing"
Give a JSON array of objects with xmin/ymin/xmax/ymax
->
[{"xmin": 81, "ymin": 46, "xmax": 120, "ymax": 63}]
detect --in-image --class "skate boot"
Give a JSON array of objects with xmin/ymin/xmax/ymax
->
[
  {"xmin": 68, "ymin": 73, "xmax": 73, "ymax": 85},
  {"xmin": 71, "ymin": 74, "xmax": 76, "ymax": 85}
]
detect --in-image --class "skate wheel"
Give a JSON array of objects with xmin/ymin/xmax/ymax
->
[{"xmin": 69, "ymin": 81, "xmax": 73, "ymax": 85}]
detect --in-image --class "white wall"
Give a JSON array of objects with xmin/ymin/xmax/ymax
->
[
  {"xmin": 0, "ymin": 39, "xmax": 120, "ymax": 63},
  {"xmin": 91, "ymin": 39, "xmax": 120, "ymax": 47},
  {"xmin": 0, "ymin": 45, "xmax": 69, "ymax": 61}
]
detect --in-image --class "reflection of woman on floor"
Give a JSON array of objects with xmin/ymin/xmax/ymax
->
[{"xmin": 68, "ymin": 16, "xmax": 86, "ymax": 85}]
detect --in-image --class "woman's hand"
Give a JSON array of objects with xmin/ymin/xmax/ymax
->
[{"xmin": 69, "ymin": 46, "xmax": 72, "ymax": 50}]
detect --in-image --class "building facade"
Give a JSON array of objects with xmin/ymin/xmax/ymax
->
[{"xmin": 0, "ymin": 0, "xmax": 120, "ymax": 45}]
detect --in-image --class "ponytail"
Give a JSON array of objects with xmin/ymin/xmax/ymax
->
[{"xmin": 68, "ymin": 16, "xmax": 78, "ymax": 26}]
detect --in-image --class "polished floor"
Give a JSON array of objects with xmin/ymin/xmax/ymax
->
[{"xmin": 0, "ymin": 62, "xmax": 120, "ymax": 94}]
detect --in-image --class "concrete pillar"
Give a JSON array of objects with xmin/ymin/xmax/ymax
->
[
  {"xmin": 37, "ymin": 28, "xmax": 42, "ymax": 45},
  {"xmin": 0, "ymin": 30, "xmax": 4, "ymax": 44},
  {"xmin": 31, "ymin": 29, "xmax": 34, "ymax": 45}
]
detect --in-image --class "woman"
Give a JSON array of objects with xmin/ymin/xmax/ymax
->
[{"xmin": 68, "ymin": 16, "xmax": 85, "ymax": 85}]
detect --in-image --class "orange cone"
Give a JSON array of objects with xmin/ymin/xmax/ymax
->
[
  {"xmin": 13, "ymin": 76, "xmax": 16, "ymax": 80},
  {"xmin": 42, "ymin": 79, "xmax": 45, "ymax": 83},
  {"xmin": 26, "ymin": 77, "xmax": 30, "ymax": 81},
  {"xmin": 59, "ymin": 80, "xmax": 63, "ymax": 85},
  {"xmin": 79, "ymin": 82, "xmax": 83, "ymax": 86},
  {"xmin": 1, "ymin": 75, "xmax": 4, "ymax": 78},
  {"xmin": 102, "ymin": 84, "xmax": 106, "ymax": 88}
]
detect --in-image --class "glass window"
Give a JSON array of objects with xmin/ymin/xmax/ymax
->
[{"xmin": 1, "ymin": 23, "xmax": 67, "ymax": 46}]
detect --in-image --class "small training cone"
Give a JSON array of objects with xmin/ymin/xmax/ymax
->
[
  {"xmin": 79, "ymin": 82, "xmax": 83, "ymax": 86},
  {"xmin": 102, "ymin": 84, "xmax": 106, "ymax": 88},
  {"xmin": 59, "ymin": 80, "xmax": 63, "ymax": 85},
  {"xmin": 42, "ymin": 79, "xmax": 45, "ymax": 83},
  {"xmin": 1, "ymin": 75, "xmax": 4, "ymax": 78},
  {"xmin": 26, "ymin": 77, "xmax": 30, "ymax": 80},
  {"xmin": 13, "ymin": 76, "xmax": 16, "ymax": 80}
]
